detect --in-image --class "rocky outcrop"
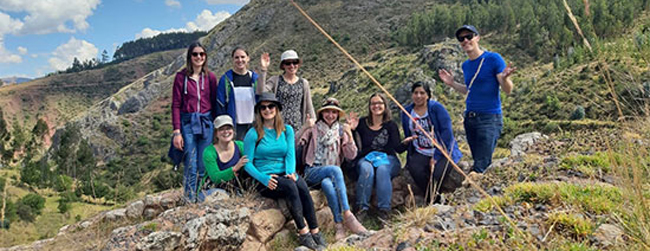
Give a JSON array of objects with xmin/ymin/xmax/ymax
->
[{"xmin": 510, "ymin": 132, "xmax": 549, "ymax": 158}]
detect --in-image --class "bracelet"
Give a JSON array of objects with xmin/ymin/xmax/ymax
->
[{"xmin": 173, "ymin": 132, "xmax": 181, "ymax": 137}]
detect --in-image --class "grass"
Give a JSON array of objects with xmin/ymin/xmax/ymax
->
[
  {"xmin": 473, "ymin": 182, "xmax": 622, "ymax": 215},
  {"xmin": 560, "ymin": 152, "xmax": 617, "ymax": 177},
  {"xmin": 547, "ymin": 212, "xmax": 594, "ymax": 239}
]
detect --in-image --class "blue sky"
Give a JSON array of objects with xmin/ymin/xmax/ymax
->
[{"xmin": 0, "ymin": 0, "xmax": 247, "ymax": 79}]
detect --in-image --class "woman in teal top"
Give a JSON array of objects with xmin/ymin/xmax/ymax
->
[
  {"xmin": 243, "ymin": 93, "xmax": 326, "ymax": 251},
  {"xmin": 198, "ymin": 115, "xmax": 248, "ymax": 202}
]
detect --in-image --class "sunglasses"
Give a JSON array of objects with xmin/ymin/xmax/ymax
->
[
  {"xmin": 282, "ymin": 60, "xmax": 300, "ymax": 66},
  {"xmin": 457, "ymin": 33, "xmax": 475, "ymax": 42},
  {"xmin": 191, "ymin": 52, "xmax": 206, "ymax": 57},
  {"xmin": 258, "ymin": 103, "xmax": 277, "ymax": 111}
]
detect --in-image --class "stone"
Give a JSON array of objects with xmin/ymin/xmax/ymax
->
[
  {"xmin": 143, "ymin": 208, "xmax": 161, "ymax": 220},
  {"xmin": 510, "ymin": 132, "xmax": 548, "ymax": 157},
  {"xmin": 310, "ymin": 190, "xmax": 326, "ymax": 210},
  {"xmin": 135, "ymin": 231, "xmax": 181, "ymax": 251},
  {"xmin": 105, "ymin": 208, "xmax": 127, "ymax": 222},
  {"xmin": 315, "ymin": 208, "xmax": 335, "ymax": 230},
  {"xmin": 294, "ymin": 247, "xmax": 311, "ymax": 251},
  {"xmin": 248, "ymin": 208, "xmax": 286, "ymax": 243},
  {"xmin": 240, "ymin": 235, "xmax": 266, "ymax": 251},
  {"xmin": 592, "ymin": 224, "xmax": 624, "ymax": 247},
  {"xmin": 126, "ymin": 201, "xmax": 145, "ymax": 219},
  {"xmin": 431, "ymin": 204, "xmax": 454, "ymax": 216},
  {"xmin": 203, "ymin": 190, "xmax": 230, "ymax": 204},
  {"xmin": 182, "ymin": 208, "xmax": 250, "ymax": 251}
]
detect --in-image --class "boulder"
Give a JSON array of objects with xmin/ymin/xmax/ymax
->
[
  {"xmin": 135, "ymin": 231, "xmax": 181, "ymax": 251},
  {"xmin": 248, "ymin": 208, "xmax": 286, "ymax": 243},
  {"xmin": 240, "ymin": 235, "xmax": 267, "ymax": 251},
  {"xmin": 126, "ymin": 201, "xmax": 145, "ymax": 219},
  {"xmin": 315, "ymin": 208, "xmax": 335, "ymax": 230},
  {"xmin": 592, "ymin": 224, "xmax": 624, "ymax": 247},
  {"xmin": 510, "ymin": 132, "xmax": 548, "ymax": 157},
  {"xmin": 181, "ymin": 208, "xmax": 250, "ymax": 251},
  {"xmin": 105, "ymin": 209, "xmax": 127, "ymax": 222}
]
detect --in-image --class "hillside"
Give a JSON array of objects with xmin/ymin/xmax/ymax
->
[{"xmin": 1, "ymin": 0, "xmax": 649, "ymax": 249}]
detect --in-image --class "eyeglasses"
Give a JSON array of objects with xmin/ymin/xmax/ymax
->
[
  {"xmin": 282, "ymin": 60, "xmax": 300, "ymax": 66},
  {"xmin": 258, "ymin": 103, "xmax": 277, "ymax": 111},
  {"xmin": 370, "ymin": 101, "xmax": 384, "ymax": 106},
  {"xmin": 191, "ymin": 52, "xmax": 206, "ymax": 57},
  {"xmin": 457, "ymin": 33, "xmax": 475, "ymax": 42}
]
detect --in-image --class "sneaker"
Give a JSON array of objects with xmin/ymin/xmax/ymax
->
[
  {"xmin": 298, "ymin": 233, "xmax": 321, "ymax": 251},
  {"xmin": 462, "ymin": 171, "xmax": 483, "ymax": 187},
  {"xmin": 356, "ymin": 208, "xmax": 369, "ymax": 222},
  {"xmin": 377, "ymin": 209, "xmax": 392, "ymax": 223},
  {"xmin": 311, "ymin": 232, "xmax": 328, "ymax": 249}
]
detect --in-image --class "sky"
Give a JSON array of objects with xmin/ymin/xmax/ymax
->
[{"xmin": 0, "ymin": 0, "xmax": 248, "ymax": 79}]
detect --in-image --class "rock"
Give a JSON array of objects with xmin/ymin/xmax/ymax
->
[
  {"xmin": 240, "ymin": 235, "xmax": 266, "ymax": 251},
  {"xmin": 135, "ymin": 231, "xmax": 181, "ymax": 251},
  {"xmin": 510, "ymin": 132, "xmax": 548, "ymax": 157},
  {"xmin": 294, "ymin": 247, "xmax": 311, "ymax": 251},
  {"xmin": 592, "ymin": 224, "xmax": 624, "ymax": 247},
  {"xmin": 315, "ymin": 208, "xmax": 335, "ymax": 230},
  {"xmin": 203, "ymin": 190, "xmax": 229, "ymax": 204},
  {"xmin": 105, "ymin": 209, "xmax": 127, "ymax": 222},
  {"xmin": 431, "ymin": 204, "xmax": 454, "ymax": 216},
  {"xmin": 248, "ymin": 208, "xmax": 286, "ymax": 243},
  {"xmin": 182, "ymin": 208, "xmax": 250, "ymax": 251},
  {"xmin": 126, "ymin": 201, "xmax": 145, "ymax": 219},
  {"xmin": 396, "ymin": 241, "xmax": 411, "ymax": 251},
  {"xmin": 310, "ymin": 190, "xmax": 326, "ymax": 210},
  {"xmin": 428, "ymin": 216, "xmax": 457, "ymax": 231},
  {"xmin": 143, "ymin": 208, "xmax": 161, "ymax": 220}
]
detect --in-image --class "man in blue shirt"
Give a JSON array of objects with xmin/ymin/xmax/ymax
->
[{"xmin": 438, "ymin": 25, "xmax": 516, "ymax": 176}]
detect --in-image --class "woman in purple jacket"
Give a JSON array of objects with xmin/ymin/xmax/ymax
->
[{"xmin": 171, "ymin": 42, "xmax": 218, "ymax": 203}]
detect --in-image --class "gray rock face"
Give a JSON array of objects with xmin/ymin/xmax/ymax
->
[
  {"xmin": 126, "ymin": 201, "xmax": 145, "ymax": 219},
  {"xmin": 181, "ymin": 208, "xmax": 250, "ymax": 251},
  {"xmin": 591, "ymin": 224, "xmax": 624, "ymax": 247},
  {"xmin": 420, "ymin": 40, "xmax": 464, "ymax": 84},
  {"xmin": 510, "ymin": 132, "xmax": 548, "ymax": 157},
  {"xmin": 105, "ymin": 208, "xmax": 127, "ymax": 222},
  {"xmin": 135, "ymin": 231, "xmax": 182, "ymax": 251}
]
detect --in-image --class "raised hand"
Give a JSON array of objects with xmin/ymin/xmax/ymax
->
[
  {"xmin": 233, "ymin": 155, "xmax": 248, "ymax": 172},
  {"xmin": 438, "ymin": 69, "xmax": 454, "ymax": 87},
  {"xmin": 499, "ymin": 64, "xmax": 517, "ymax": 79},
  {"xmin": 347, "ymin": 111, "xmax": 359, "ymax": 131},
  {"xmin": 260, "ymin": 52, "xmax": 270, "ymax": 71},
  {"xmin": 268, "ymin": 174, "xmax": 279, "ymax": 190}
]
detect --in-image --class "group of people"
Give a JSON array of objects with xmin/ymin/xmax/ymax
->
[{"xmin": 170, "ymin": 24, "xmax": 515, "ymax": 250}]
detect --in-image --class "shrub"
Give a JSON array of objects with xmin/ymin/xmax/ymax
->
[
  {"xmin": 20, "ymin": 193, "xmax": 45, "ymax": 215},
  {"xmin": 570, "ymin": 105, "xmax": 586, "ymax": 120}
]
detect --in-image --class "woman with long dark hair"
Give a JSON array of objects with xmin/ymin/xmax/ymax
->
[
  {"xmin": 171, "ymin": 42, "xmax": 218, "ymax": 203},
  {"xmin": 243, "ymin": 93, "xmax": 326, "ymax": 250}
]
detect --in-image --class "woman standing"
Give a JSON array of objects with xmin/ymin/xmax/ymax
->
[
  {"xmin": 349, "ymin": 93, "xmax": 402, "ymax": 222},
  {"xmin": 299, "ymin": 98, "xmax": 368, "ymax": 240},
  {"xmin": 243, "ymin": 93, "xmax": 326, "ymax": 251},
  {"xmin": 171, "ymin": 42, "xmax": 218, "ymax": 203},
  {"xmin": 262, "ymin": 50, "xmax": 315, "ymax": 133},
  {"xmin": 198, "ymin": 115, "xmax": 248, "ymax": 202},
  {"xmin": 399, "ymin": 82, "xmax": 462, "ymax": 203},
  {"xmin": 216, "ymin": 47, "xmax": 270, "ymax": 140}
]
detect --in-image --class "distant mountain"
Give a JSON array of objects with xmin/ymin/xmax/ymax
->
[{"xmin": 1, "ymin": 76, "xmax": 32, "ymax": 85}]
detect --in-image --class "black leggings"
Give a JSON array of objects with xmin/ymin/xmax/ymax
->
[
  {"xmin": 406, "ymin": 151, "xmax": 452, "ymax": 200},
  {"xmin": 257, "ymin": 175, "xmax": 318, "ymax": 230}
]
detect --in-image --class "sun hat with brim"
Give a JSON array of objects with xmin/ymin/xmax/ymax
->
[
  {"xmin": 316, "ymin": 97, "xmax": 345, "ymax": 119},
  {"xmin": 255, "ymin": 92, "xmax": 283, "ymax": 111},
  {"xmin": 280, "ymin": 50, "xmax": 300, "ymax": 62},
  {"xmin": 455, "ymin": 25, "xmax": 480, "ymax": 39},
  {"xmin": 214, "ymin": 115, "xmax": 234, "ymax": 129}
]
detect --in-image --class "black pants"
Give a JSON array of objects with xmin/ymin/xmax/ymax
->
[
  {"xmin": 257, "ymin": 175, "xmax": 318, "ymax": 230},
  {"xmin": 405, "ymin": 151, "xmax": 453, "ymax": 201}
]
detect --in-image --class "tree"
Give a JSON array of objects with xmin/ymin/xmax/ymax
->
[{"xmin": 101, "ymin": 50, "xmax": 110, "ymax": 63}]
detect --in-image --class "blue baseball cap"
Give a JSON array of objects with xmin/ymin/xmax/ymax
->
[{"xmin": 455, "ymin": 25, "xmax": 480, "ymax": 39}]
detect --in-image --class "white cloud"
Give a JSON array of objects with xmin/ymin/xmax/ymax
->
[
  {"xmin": 17, "ymin": 46, "xmax": 27, "ymax": 55},
  {"xmin": 0, "ymin": 11, "xmax": 23, "ymax": 35},
  {"xmin": 30, "ymin": 54, "xmax": 37, "ymax": 58},
  {"xmin": 0, "ymin": 36, "xmax": 21, "ymax": 63},
  {"xmin": 0, "ymin": 0, "xmax": 100, "ymax": 35},
  {"xmin": 134, "ymin": 9, "xmax": 230, "ymax": 39},
  {"xmin": 204, "ymin": 0, "xmax": 249, "ymax": 5},
  {"xmin": 48, "ymin": 37, "xmax": 98, "ymax": 71},
  {"xmin": 185, "ymin": 10, "xmax": 230, "ymax": 32},
  {"xmin": 165, "ymin": 0, "xmax": 181, "ymax": 8}
]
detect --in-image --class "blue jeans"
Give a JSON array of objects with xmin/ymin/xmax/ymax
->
[
  {"xmin": 464, "ymin": 112, "xmax": 503, "ymax": 173},
  {"xmin": 356, "ymin": 155, "xmax": 401, "ymax": 210},
  {"xmin": 304, "ymin": 165, "xmax": 350, "ymax": 223},
  {"xmin": 181, "ymin": 115, "xmax": 213, "ymax": 203}
]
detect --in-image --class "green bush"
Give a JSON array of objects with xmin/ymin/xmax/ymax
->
[
  {"xmin": 570, "ymin": 105, "xmax": 586, "ymax": 120},
  {"xmin": 20, "ymin": 193, "xmax": 45, "ymax": 215},
  {"xmin": 53, "ymin": 175, "xmax": 73, "ymax": 192}
]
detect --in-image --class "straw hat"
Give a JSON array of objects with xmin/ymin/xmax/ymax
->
[{"xmin": 316, "ymin": 97, "xmax": 345, "ymax": 118}]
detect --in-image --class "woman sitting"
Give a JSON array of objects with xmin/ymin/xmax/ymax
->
[
  {"xmin": 348, "ymin": 93, "xmax": 402, "ymax": 222},
  {"xmin": 243, "ymin": 93, "xmax": 326, "ymax": 251},
  {"xmin": 298, "ymin": 97, "xmax": 368, "ymax": 240},
  {"xmin": 400, "ymin": 82, "xmax": 463, "ymax": 204},
  {"xmin": 198, "ymin": 115, "xmax": 248, "ymax": 202}
]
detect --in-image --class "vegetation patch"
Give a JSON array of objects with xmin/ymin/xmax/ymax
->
[
  {"xmin": 547, "ymin": 212, "xmax": 593, "ymax": 239},
  {"xmin": 474, "ymin": 182, "xmax": 622, "ymax": 214},
  {"xmin": 560, "ymin": 152, "xmax": 619, "ymax": 177}
]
